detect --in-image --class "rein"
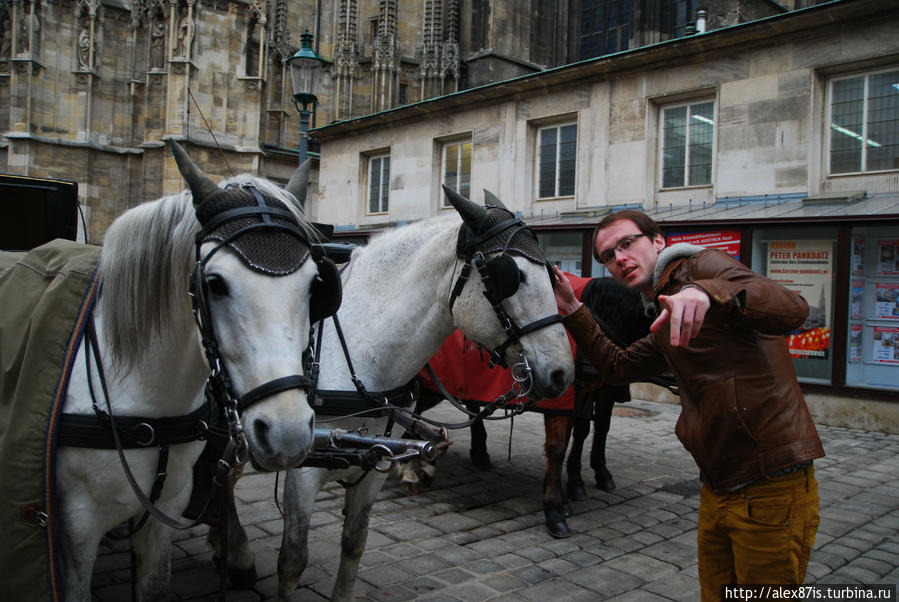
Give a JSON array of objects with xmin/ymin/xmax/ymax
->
[
  {"xmin": 77, "ymin": 313, "xmax": 235, "ymax": 531},
  {"xmin": 306, "ymin": 212, "xmax": 563, "ymax": 441}
]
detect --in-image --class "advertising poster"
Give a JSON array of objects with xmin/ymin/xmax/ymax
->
[
  {"xmin": 877, "ymin": 240, "xmax": 899, "ymax": 275},
  {"xmin": 874, "ymin": 282, "xmax": 899, "ymax": 320},
  {"xmin": 872, "ymin": 326, "xmax": 899, "ymax": 365},
  {"xmin": 767, "ymin": 240, "xmax": 833, "ymax": 359},
  {"xmin": 851, "ymin": 282, "xmax": 865, "ymax": 320},
  {"xmin": 849, "ymin": 324, "xmax": 862, "ymax": 363},
  {"xmin": 852, "ymin": 237, "xmax": 865, "ymax": 275},
  {"xmin": 667, "ymin": 231, "xmax": 741, "ymax": 259}
]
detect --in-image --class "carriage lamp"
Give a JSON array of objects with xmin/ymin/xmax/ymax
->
[{"xmin": 288, "ymin": 29, "xmax": 324, "ymax": 166}]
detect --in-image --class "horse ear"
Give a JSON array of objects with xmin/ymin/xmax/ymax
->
[
  {"xmin": 483, "ymin": 189, "xmax": 509, "ymax": 211},
  {"xmin": 286, "ymin": 158, "xmax": 311, "ymax": 208},
  {"xmin": 442, "ymin": 184, "xmax": 488, "ymax": 233},
  {"xmin": 168, "ymin": 139, "xmax": 220, "ymax": 207}
]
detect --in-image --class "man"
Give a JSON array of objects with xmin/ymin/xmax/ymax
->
[{"xmin": 554, "ymin": 210, "xmax": 824, "ymax": 600}]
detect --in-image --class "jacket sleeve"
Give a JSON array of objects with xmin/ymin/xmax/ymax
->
[
  {"xmin": 679, "ymin": 250, "xmax": 809, "ymax": 335},
  {"xmin": 563, "ymin": 304, "xmax": 669, "ymax": 385}
]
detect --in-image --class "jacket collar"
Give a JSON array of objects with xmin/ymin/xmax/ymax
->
[{"xmin": 640, "ymin": 243, "xmax": 706, "ymax": 316}]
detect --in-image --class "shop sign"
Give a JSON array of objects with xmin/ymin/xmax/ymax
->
[
  {"xmin": 766, "ymin": 240, "xmax": 833, "ymax": 360},
  {"xmin": 667, "ymin": 231, "xmax": 741, "ymax": 259}
]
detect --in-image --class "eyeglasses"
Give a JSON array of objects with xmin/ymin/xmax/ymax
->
[{"xmin": 597, "ymin": 233, "xmax": 646, "ymax": 265}]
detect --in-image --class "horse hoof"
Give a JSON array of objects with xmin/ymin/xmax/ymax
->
[
  {"xmin": 563, "ymin": 501, "xmax": 573, "ymax": 517},
  {"xmin": 595, "ymin": 468, "xmax": 616, "ymax": 492},
  {"xmin": 546, "ymin": 520, "xmax": 572, "ymax": 539},
  {"xmin": 228, "ymin": 566, "xmax": 258, "ymax": 590},
  {"xmin": 567, "ymin": 480, "xmax": 588, "ymax": 501},
  {"xmin": 470, "ymin": 449, "xmax": 493, "ymax": 470}
]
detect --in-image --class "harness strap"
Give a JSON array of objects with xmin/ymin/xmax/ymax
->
[
  {"xmin": 82, "ymin": 313, "xmax": 232, "ymax": 531},
  {"xmin": 58, "ymin": 401, "xmax": 211, "ymax": 448},
  {"xmin": 237, "ymin": 374, "xmax": 312, "ymax": 413},
  {"xmin": 311, "ymin": 385, "xmax": 417, "ymax": 416},
  {"xmin": 196, "ymin": 205, "xmax": 300, "ymax": 240},
  {"xmin": 489, "ymin": 313, "xmax": 563, "ymax": 367}
]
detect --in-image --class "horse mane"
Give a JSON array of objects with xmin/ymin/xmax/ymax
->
[{"xmin": 98, "ymin": 174, "xmax": 315, "ymax": 370}]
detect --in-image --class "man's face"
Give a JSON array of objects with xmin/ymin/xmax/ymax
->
[{"xmin": 594, "ymin": 219, "xmax": 666, "ymax": 292}]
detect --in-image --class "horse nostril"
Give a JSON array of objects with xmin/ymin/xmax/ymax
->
[
  {"xmin": 253, "ymin": 419, "xmax": 274, "ymax": 455},
  {"xmin": 550, "ymin": 368, "xmax": 569, "ymax": 394}
]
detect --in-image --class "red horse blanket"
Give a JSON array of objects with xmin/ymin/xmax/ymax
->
[
  {"xmin": 0, "ymin": 240, "xmax": 101, "ymax": 601},
  {"xmin": 420, "ymin": 274, "xmax": 590, "ymax": 413}
]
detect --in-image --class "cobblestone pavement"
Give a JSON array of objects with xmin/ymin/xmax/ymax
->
[{"xmin": 91, "ymin": 399, "xmax": 899, "ymax": 601}]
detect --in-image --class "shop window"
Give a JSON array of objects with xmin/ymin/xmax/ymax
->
[
  {"xmin": 828, "ymin": 68, "xmax": 899, "ymax": 175},
  {"xmin": 751, "ymin": 227, "xmax": 838, "ymax": 385},
  {"xmin": 537, "ymin": 231, "xmax": 584, "ymax": 277},
  {"xmin": 660, "ymin": 101, "xmax": 714, "ymax": 189},
  {"xmin": 537, "ymin": 123, "xmax": 577, "ymax": 199},
  {"xmin": 441, "ymin": 138, "xmax": 472, "ymax": 206},
  {"xmin": 366, "ymin": 153, "xmax": 390, "ymax": 214},
  {"xmin": 846, "ymin": 225, "xmax": 899, "ymax": 392}
]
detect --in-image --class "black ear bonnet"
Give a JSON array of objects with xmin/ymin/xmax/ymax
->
[
  {"xmin": 193, "ymin": 184, "xmax": 341, "ymax": 324},
  {"xmin": 455, "ymin": 203, "xmax": 552, "ymax": 302},
  {"xmin": 195, "ymin": 184, "xmax": 311, "ymax": 276},
  {"xmin": 455, "ymin": 204, "xmax": 547, "ymax": 266}
]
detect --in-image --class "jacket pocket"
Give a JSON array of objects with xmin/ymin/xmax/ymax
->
[{"xmin": 680, "ymin": 375, "xmax": 760, "ymax": 485}]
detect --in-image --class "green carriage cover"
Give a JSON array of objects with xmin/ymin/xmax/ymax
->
[{"xmin": 0, "ymin": 239, "xmax": 101, "ymax": 601}]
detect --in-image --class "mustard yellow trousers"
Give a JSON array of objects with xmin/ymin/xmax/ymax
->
[{"xmin": 697, "ymin": 465, "xmax": 820, "ymax": 601}]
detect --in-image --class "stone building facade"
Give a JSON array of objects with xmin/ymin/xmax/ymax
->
[
  {"xmin": 1, "ymin": 0, "xmax": 788, "ymax": 240},
  {"xmin": 309, "ymin": 0, "xmax": 899, "ymax": 426}
]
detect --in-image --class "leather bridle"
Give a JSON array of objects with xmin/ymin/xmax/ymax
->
[
  {"xmin": 448, "ymin": 211, "xmax": 563, "ymax": 396},
  {"xmin": 190, "ymin": 184, "xmax": 336, "ymax": 459}
]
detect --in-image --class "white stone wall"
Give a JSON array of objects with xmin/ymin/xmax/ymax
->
[{"xmin": 312, "ymin": 12, "xmax": 899, "ymax": 231}]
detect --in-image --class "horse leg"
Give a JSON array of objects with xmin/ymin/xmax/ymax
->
[
  {"xmin": 592, "ymin": 398, "xmax": 616, "ymax": 491},
  {"xmin": 277, "ymin": 468, "xmax": 321, "ymax": 599},
  {"xmin": 331, "ymin": 471, "xmax": 390, "ymax": 601},
  {"xmin": 467, "ymin": 402, "xmax": 492, "ymax": 469},
  {"xmin": 130, "ymin": 518, "xmax": 174, "ymax": 602},
  {"xmin": 59, "ymin": 518, "xmax": 103, "ymax": 602},
  {"xmin": 543, "ymin": 414, "xmax": 573, "ymax": 539},
  {"xmin": 566, "ymin": 415, "xmax": 590, "ymax": 501},
  {"xmin": 206, "ymin": 491, "xmax": 257, "ymax": 589}
]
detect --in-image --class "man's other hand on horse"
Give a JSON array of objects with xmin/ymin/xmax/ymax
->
[
  {"xmin": 651, "ymin": 286, "xmax": 710, "ymax": 347},
  {"xmin": 553, "ymin": 266, "xmax": 582, "ymax": 316}
]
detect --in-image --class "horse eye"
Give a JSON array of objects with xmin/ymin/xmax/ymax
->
[{"xmin": 206, "ymin": 274, "xmax": 229, "ymax": 297}]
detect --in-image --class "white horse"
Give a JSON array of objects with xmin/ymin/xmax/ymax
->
[
  {"xmin": 254, "ymin": 187, "xmax": 575, "ymax": 600},
  {"xmin": 48, "ymin": 142, "xmax": 326, "ymax": 601}
]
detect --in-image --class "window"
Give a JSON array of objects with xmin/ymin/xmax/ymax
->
[
  {"xmin": 661, "ymin": 101, "xmax": 714, "ymax": 188},
  {"xmin": 579, "ymin": 0, "xmax": 631, "ymax": 59},
  {"xmin": 663, "ymin": 0, "xmax": 696, "ymax": 39},
  {"xmin": 537, "ymin": 123, "xmax": 577, "ymax": 199},
  {"xmin": 828, "ymin": 68, "xmax": 899, "ymax": 174},
  {"xmin": 441, "ymin": 139, "xmax": 472, "ymax": 206},
  {"xmin": 845, "ymin": 225, "xmax": 899, "ymax": 392},
  {"xmin": 751, "ymin": 227, "xmax": 838, "ymax": 386},
  {"xmin": 537, "ymin": 231, "xmax": 584, "ymax": 277},
  {"xmin": 367, "ymin": 154, "xmax": 390, "ymax": 214}
]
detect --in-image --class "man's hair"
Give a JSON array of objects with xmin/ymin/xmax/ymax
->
[{"xmin": 591, "ymin": 209, "xmax": 663, "ymax": 262}]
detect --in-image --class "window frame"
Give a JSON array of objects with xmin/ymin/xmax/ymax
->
[
  {"xmin": 826, "ymin": 66, "xmax": 899, "ymax": 176},
  {"xmin": 441, "ymin": 137, "xmax": 473, "ymax": 208},
  {"xmin": 536, "ymin": 121, "xmax": 578, "ymax": 201},
  {"xmin": 366, "ymin": 152, "xmax": 390, "ymax": 215},
  {"xmin": 658, "ymin": 99, "xmax": 716, "ymax": 190}
]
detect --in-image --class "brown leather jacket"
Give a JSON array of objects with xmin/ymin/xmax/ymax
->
[{"xmin": 563, "ymin": 246, "xmax": 825, "ymax": 491}]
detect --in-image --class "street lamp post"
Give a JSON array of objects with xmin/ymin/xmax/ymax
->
[{"xmin": 287, "ymin": 29, "xmax": 324, "ymax": 166}]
